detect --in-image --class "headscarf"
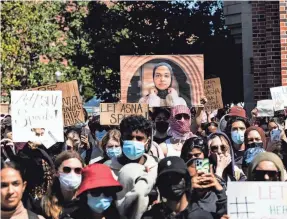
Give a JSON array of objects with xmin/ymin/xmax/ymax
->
[
  {"xmin": 247, "ymin": 152, "xmax": 285, "ymax": 181},
  {"xmin": 244, "ymin": 126, "xmax": 267, "ymax": 149},
  {"xmin": 167, "ymin": 105, "xmax": 194, "ymax": 140},
  {"xmin": 153, "ymin": 62, "xmax": 173, "ymax": 99}
]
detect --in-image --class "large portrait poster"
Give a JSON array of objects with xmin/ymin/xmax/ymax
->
[{"xmin": 120, "ymin": 55, "xmax": 204, "ymax": 107}]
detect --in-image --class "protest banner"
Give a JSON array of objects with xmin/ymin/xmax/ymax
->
[
  {"xmin": 0, "ymin": 103, "xmax": 9, "ymax": 114},
  {"xmin": 100, "ymin": 103, "xmax": 149, "ymax": 125},
  {"xmin": 120, "ymin": 55, "xmax": 204, "ymax": 107},
  {"xmin": 31, "ymin": 80, "xmax": 85, "ymax": 127},
  {"xmin": 227, "ymin": 182, "xmax": 287, "ymax": 219},
  {"xmin": 11, "ymin": 91, "xmax": 64, "ymax": 148},
  {"xmin": 256, "ymin": 99, "xmax": 274, "ymax": 117},
  {"xmin": 204, "ymin": 78, "xmax": 223, "ymax": 112},
  {"xmin": 270, "ymin": 86, "xmax": 287, "ymax": 111}
]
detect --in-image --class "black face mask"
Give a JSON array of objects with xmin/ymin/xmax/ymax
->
[
  {"xmin": 158, "ymin": 178, "xmax": 186, "ymax": 201},
  {"xmin": 247, "ymin": 142, "xmax": 263, "ymax": 149},
  {"xmin": 156, "ymin": 121, "xmax": 169, "ymax": 133}
]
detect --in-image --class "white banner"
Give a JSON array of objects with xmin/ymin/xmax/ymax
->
[
  {"xmin": 11, "ymin": 91, "xmax": 64, "ymax": 147},
  {"xmin": 227, "ymin": 182, "xmax": 287, "ymax": 219},
  {"xmin": 256, "ymin": 99, "xmax": 274, "ymax": 117}
]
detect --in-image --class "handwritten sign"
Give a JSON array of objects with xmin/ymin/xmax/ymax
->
[
  {"xmin": 270, "ymin": 86, "xmax": 287, "ymax": 111},
  {"xmin": 257, "ymin": 100, "xmax": 274, "ymax": 117},
  {"xmin": 31, "ymin": 80, "xmax": 85, "ymax": 127},
  {"xmin": 227, "ymin": 182, "xmax": 287, "ymax": 219},
  {"xmin": 11, "ymin": 91, "xmax": 64, "ymax": 146},
  {"xmin": 204, "ymin": 78, "xmax": 223, "ymax": 112},
  {"xmin": 100, "ymin": 103, "xmax": 149, "ymax": 125}
]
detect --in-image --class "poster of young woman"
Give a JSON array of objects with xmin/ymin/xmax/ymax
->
[{"xmin": 120, "ymin": 55, "xmax": 204, "ymax": 107}]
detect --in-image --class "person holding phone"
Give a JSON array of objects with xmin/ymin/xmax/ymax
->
[{"xmin": 180, "ymin": 137, "xmax": 227, "ymax": 217}]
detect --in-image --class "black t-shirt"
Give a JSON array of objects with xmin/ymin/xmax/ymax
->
[
  {"xmin": 153, "ymin": 135, "xmax": 171, "ymax": 145},
  {"xmin": 141, "ymin": 202, "xmax": 215, "ymax": 219}
]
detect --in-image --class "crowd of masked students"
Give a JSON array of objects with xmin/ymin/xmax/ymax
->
[{"xmin": 1, "ymin": 104, "xmax": 287, "ymax": 219}]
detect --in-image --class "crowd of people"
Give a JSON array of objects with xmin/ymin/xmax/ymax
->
[{"xmin": 1, "ymin": 103, "xmax": 287, "ymax": 219}]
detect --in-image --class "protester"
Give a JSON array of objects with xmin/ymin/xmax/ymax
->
[
  {"xmin": 1, "ymin": 160, "xmax": 45, "ymax": 219},
  {"xmin": 76, "ymin": 163, "xmax": 123, "ymax": 219},
  {"xmin": 160, "ymin": 105, "xmax": 195, "ymax": 157},
  {"xmin": 180, "ymin": 137, "xmax": 207, "ymax": 161},
  {"xmin": 142, "ymin": 156, "xmax": 214, "ymax": 219},
  {"xmin": 247, "ymin": 152, "xmax": 286, "ymax": 181},
  {"xmin": 101, "ymin": 129, "xmax": 122, "ymax": 162},
  {"xmin": 88, "ymin": 115, "xmax": 110, "ymax": 143},
  {"xmin": 40, "ymin": 151, "xmax": 84, "ymax": 219},
  {"xmin": 151, "ymin": 107, "xmax": 171, "ymax": 144},
  {"xmin": 106, "ymin": 115, "xmax": 158, "ymax": 180},
  {"xmin": 207, "ymin": 132, "xmax": 246, "ymax": 182},
  {"xmin": 225, "ymin": 106, "xmax": 250, "ymax": 169}
]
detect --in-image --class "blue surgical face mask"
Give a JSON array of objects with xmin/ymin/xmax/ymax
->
[
  {"xmin": 87, "ymin": 193, "xmax": 112, "ymax": 214},
  {"xmin": 59, "ymin": 172, "xmax": 82, "ymax": 191},
  {"xmin": 231, "ymin": 130, "xmax": 245, "ymax": 145},
  {"xmin": 122, "ymin": 140, "xmax": 145, "ymax": 160},
  {"xmin": 96, "ymin": 130, "xmax": 107, "ymax": 141},
  {"xmin": 106, "ymin": 147, "xmax": 122, "ymax": 159}
]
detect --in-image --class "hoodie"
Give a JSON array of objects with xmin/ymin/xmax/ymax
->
[
  {"xmin": 207, "ymin": 132, "xmax": 246, "ymax": 183},
  {"xmin": 247, "ymin": 152, "xmax": 286, "ymax": 181}
]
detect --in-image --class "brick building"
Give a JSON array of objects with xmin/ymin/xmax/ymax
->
[{"xmin": 224, "ymin": 0, "xmax": 287, "ymax": 113}]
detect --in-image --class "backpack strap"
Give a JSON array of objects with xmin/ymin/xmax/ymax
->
[{"xmin": 27, "ymin": 210, "xmax": 39, "ymax": 219}]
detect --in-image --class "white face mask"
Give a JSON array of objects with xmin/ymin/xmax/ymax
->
[{"xmin": 59, "ymin": 172, "xmax": 82, "ymax": 191}]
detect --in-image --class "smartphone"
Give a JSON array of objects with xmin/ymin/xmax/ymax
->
[
  {"xmin": 270, "ymin": 129, "xmax": 281, "ymax": 142},
  {"xmin": 195, "ymin": 158, "xmax": 210, "ymax": 174}
]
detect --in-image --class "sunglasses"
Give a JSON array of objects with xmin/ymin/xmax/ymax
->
[
  {"xmin": 253, "ymin": 170, "xmax": 280, "ymax": 181},
  {"xmin": 62, "ymin": 166, "xmax": 82, "ymax": 175},
  {"xmin": 89, "ymin": 188, "xmax": 115, "ymax": 197},
  {"xmin": 210, "ymin": 145, "xmax": 228, "ymax": 153},
  {"xmin": 175, "ymin": 113, "xmax": 190, "ymax": 121}
]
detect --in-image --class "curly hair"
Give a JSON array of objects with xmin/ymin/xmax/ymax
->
[
  {"xmin": 225, "ymin": 117, "xmax": 250, "ymax": 135},
  {"xmin": 120, "ymin": 115, "xmax": 152, "ymax": 138}
]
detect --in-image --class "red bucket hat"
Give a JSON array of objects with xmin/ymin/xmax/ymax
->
[
  {"xmin": 227, "ymin": 106, "xmax": 247, "ymax": 119},
  {"xmin": 76, "ymin": 163, "xmax": 122, "ymax": 197}
]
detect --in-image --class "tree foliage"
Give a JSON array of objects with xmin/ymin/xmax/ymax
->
[{"xmin": 1, "ymin": 0, "xmax": 242, "ymax": 104}]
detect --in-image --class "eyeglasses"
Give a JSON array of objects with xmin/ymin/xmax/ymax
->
[
  {"xmin": 253, "ymin": 170, "xmax": 280, "ymax": 181},
  {"xmin": 175, "ymin": 114, "xmax": 190, "ymax": 121},
  {"xmin": 210, "ymin": 145, "xmax": 228, "ymax": 153},
  {"xmin": 62, "ymin": 166, "xmax": 82, "ymax": 175}
]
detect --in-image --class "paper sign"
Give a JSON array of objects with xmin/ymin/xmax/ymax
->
[
  {"xmin": 257, "ymin": 100, "xmax": 274, "ymax": 117},
  {"xmin": 227, "ymin": 182, "xmax": 287, "ymax": 219},
  {"xmin": 31, "ymin": 80, "xmax": 85, "ymax": 127},
  {"xmin": 270, "ymin": 86, "xmax": 287, "ymax": 111},
  {"xmin": 204, "ymin": 78, "xmax": 223, "ymax": 112},
  {"xmin": 100, "ymin": 103, "xmax": 149, "ymax": 125},
  {"xmin": 11, "ymin": 91, "xmax": 64, "ymax": 146}
]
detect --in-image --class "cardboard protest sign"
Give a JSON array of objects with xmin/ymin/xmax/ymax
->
[
  {"xmin": 11, "ymin": 91, "xmax": 64, "ymax": 147},
  {"xmin": 204, "ymin": 78, "xmax": 223, "ymax": 112},
  {"xmin": 256, "ymin": 99, "xmax": 274, "ymax": 117},
  {"xmin": 227, "ymin": 182, "xmax": 287, "ymax": 219},
  {"xmin": 100, "ymin": 103, "xmax": 149, "ymax": 125},
  {"xmin": 120, "ymin": 55, "xmax": 204, "ymax": 107},
  {"xmin": 270, "ymin": 86, "xmax": 287, "ymax": 111},
  {"xmin": 31, "ymin": 80, "xmax": 85, "ymax": 127}
]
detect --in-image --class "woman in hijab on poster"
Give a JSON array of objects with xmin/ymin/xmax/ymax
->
[{"xmin": 139, "ymin": 62, "xmax": 187, "ymax": 107}]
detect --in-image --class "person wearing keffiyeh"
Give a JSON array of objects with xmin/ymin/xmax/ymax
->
[{"xmin": 159, "ymin": 105, "xmax": 195, "ymax": 157}]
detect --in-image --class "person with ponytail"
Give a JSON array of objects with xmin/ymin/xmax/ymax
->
[
  {"xmin": 139, "ymin": 62, "xmax": 187, "ymax": 107},
  {"xmin": 40, "ymin": 151, "xmax": 84, "ymax": 219}
]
